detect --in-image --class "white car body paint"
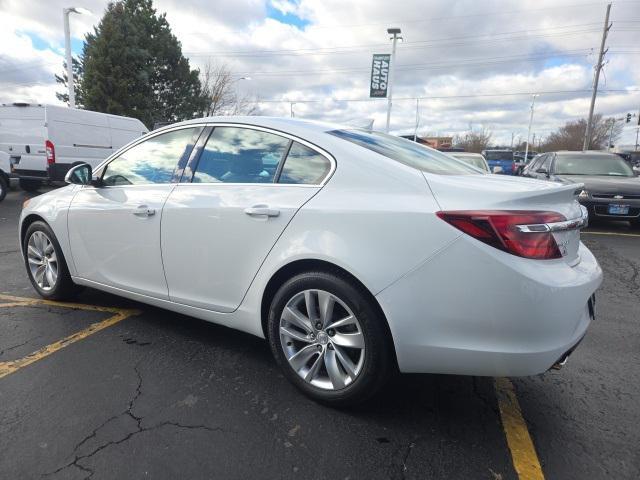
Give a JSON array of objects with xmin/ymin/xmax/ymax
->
[{"xmin": 20, "ymin": 116, "xmax": 603, "ymax": 376}]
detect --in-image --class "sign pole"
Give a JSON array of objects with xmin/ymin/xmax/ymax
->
[{"xmin": 385, "ymin": 28, "xmax": 401, "ymax": 133}]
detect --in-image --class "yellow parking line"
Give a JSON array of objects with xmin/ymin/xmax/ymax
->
[
  {"xmin": 582, "ymin": 231, "xmax": 640, "ymax": 237},
  {"xmin": 0, "ymin": 302, "xmax": 36, "ymax": 308},
  {"xmin": 0, "ymin": 293, "xmax": 140, "ymax": 379},
  {"xmin": 0, "ymin": 293, "xmax": 129, "ymax": 313},
  {"xmin": 0, "ymin": 309, "xmax": 139, "ymax": 379},
  {"xmin": 495, "ymin": 377, "xmax": 545, "ymax": 480}
]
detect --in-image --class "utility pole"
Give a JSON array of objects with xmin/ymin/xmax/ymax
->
[
  {"xmin": 413, "ymin": 98, "xmax": 420, "ymax": 141},
  {"xmin": 510, "ymin": 132, "xmax": 515, "ymax": 149},
  {"xmin": 63, "ymin": 7, "xmax": 90, "ymax": 109},
  {"xmin": 290, "ymin": 102, "xmax": 294, "ymax": 118},
  {"xmin": 608, "ymin": 118, "xmax": 618, "ymax": 151},
  {"xmin": 385, "ymin": 28, "xmax": 402, "ymax": 133},
  {"xmin": 583, "ymin": 3, "xmax": 612, "ymax": 151},
  {"xmin": 524, "ymin": 94, "xmax": 538, "ymax": 162}
]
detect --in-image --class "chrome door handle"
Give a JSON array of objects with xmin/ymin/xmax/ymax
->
[
  {"xmin": 244, "ymin": 205, "xmax": 280, "ymax": 217},
  {"xmin": 132, "ymin": 205, "xmax": 156, "ymax": 217}
]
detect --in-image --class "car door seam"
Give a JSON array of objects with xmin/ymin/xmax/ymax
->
[
  {"xmin": 230, "ymin": 185, "xmax": 327, "ymax": 313},
  {"xmin": 160, "ymin": 183, "xmax": 178, "ymax": 300}
]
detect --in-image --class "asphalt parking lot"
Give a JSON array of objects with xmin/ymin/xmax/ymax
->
[{"xmin": 1, "ymin": 187, "xmax": 639, "ymax": 480}]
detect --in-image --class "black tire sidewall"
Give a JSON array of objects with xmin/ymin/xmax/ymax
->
[
  {"xmin": 0, "ymin": 176, "xmax": 7, "ymax": 201},
  {"xmin": 23, "ymin": 221, "xmax": 74, "ymax": 300},
  {"xmin": 267, "ymin": 271, "xmax": 392, "ymax": 406}
]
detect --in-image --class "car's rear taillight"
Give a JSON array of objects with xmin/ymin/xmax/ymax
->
[
  {"xmin": 45, "ymin": 140, "xmax": 55, "ymax": 165},
  {"xmin": 436, "ymin": 210, "xmax": 566, "ymax": 259}
]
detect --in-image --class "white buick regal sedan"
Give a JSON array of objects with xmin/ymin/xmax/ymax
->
[{"xmin": 20, "ymin": 117, "xmax": 602, "ymax": 405}]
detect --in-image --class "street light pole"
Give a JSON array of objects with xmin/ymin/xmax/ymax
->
[
  {"xmin": 63, "ymin": 7, "xmax": 90, "ymax": 109},
  {"xmin": 385, "ymin": 28, "xmax": 401, "ymax": 133},
  {"xmin": 524, "ymin": 94, "xmax": 538, "ymax": 162}
]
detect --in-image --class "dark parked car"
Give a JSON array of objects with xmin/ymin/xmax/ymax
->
[{"xmin": 523, "ymin": 151, "xmax": 640, "ymax": 226}]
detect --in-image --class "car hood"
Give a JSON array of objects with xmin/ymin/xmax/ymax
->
[{"xmin": 556, "ymin": 175, "xmax": 640, "ymax": 195}]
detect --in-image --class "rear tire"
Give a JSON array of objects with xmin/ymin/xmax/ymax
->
[
  {"xmin": 0, "ymin": 175, "xmax": 7, "ymax": 202},
  {"xmin": 267, "ymin": 271, "xmax": 393, "ymax": 407},
  {"xmin": 19, "ymin": 179, "xmax": 41, "ymax": 192},
  {"xmin": 23, "ymin": 221, "xmax": 78, "ymax": 300}
]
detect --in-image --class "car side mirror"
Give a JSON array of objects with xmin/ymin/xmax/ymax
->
[
  {"xmin": 65, "ymin": 163, "xmax": 97, "ymax": 186},
  {"xmin": 492, "ymin": 166, "xmax": 503, "ymax": 174},
  {"xmin": 536, "ymin": 167, "xmax": 549, "ymax": 176}
]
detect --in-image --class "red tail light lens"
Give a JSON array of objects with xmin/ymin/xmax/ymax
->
[
  {"xmin": 45, "ymin": 140, "xmax": 55, "ymax": 165},
  {"xmin": 436, "ymin": 210, "xmax": 566, "ymax": 259}
]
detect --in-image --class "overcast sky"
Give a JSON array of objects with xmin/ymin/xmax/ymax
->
[{"xmin": 1, "ymin": 0, "xmax": 639, "ymax": 146}]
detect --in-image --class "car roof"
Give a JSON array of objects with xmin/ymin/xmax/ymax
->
[
  {"xmin": 159, "ymin": 116, "xmax": 348, "ymax": 137},
  {"xmin": 553, "ymin": 150, "xmax": 618, "ymax": 156}
]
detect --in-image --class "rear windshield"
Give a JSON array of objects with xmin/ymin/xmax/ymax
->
[
  {"xmin": 484, "ymin": 151, "xmax": 513, "ymax": 161},
  {"xmin": 555, "ymin": 154, "xmax": 634, "ymax": 176},
  {"xmin": 328, "ymin": 129, "xmax": 478, "ymax": 175},
  {"xmin": 452, "ymin": 154, "xmax": 488, "ymax": 171}
]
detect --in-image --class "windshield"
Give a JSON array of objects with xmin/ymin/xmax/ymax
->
[
  {"xmin": 328, "ymin": 129, "xmax": 478, "ymax": 175},
  {"xmin": 484, "ymin": 151, "xmax": 513, "ymax": 161},
  {"xmin": 452, "ymin": 154, "xmax": 489, "ymax": 171},
  {"xmin": 555, "ymin": 154, "xmax": 634, "ymax": 176}
]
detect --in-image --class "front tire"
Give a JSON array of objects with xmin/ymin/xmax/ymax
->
[
  {"xmin": 267, "ymin": 271, "xmax": 393, "ymax": 407},
  {"xmin": 23, "ymin": 221, "xmax": 77, "ymax": 300}
]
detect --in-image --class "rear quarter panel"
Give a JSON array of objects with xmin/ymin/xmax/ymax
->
[{"xmin": 234, "ymin": 140, "xmax": 460, "ymax": 337}]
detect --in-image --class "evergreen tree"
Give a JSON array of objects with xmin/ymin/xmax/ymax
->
[
  {"xmin": 55, "ymin": 57, "xmax": 85, "ymax": 106},
  {"xmin": 62, "ymin": 0, "xmax": 206, "ymax": 128}
]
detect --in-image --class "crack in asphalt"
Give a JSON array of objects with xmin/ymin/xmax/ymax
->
[
  {"xmin": 399, "ymin": 441, "xmax": 415, "ymax": 480},
  {"xmin": 0, "ymin": 339, "xmax": 33, "ymax": 357},
  {"xmin": 44, "ymin": 361, "xmax": 229, "ymax": 479}
]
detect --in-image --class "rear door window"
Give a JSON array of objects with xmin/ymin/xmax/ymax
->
[
  {"xmin": 278, "ymin": 142, "xmax": 331, "ymax": 184},
  {"xmin": 192, "ymin": 127, "xmax": 290, "ymax": 183}
]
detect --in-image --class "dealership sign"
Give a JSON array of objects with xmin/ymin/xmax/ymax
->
[{"xmin": 369, "ymin": 54, "xmax": 390, "ymax": 98}]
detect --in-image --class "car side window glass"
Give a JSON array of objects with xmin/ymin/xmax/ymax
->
[
  {"xmin": 102, "ymin": 128, "xmax": 197, "ymax": 186},
  {"xmin": 278, "ymin": 142, "xmax": 331, "ymax": 185},
  {"xmin": 193, "ymin": 127, "xmax": 290, "ymax": 183},
  {"xmin": 529, "ymin": 154, "xmax": 546, "ymax": 172},
  {"xmin": 540, "ymin": 155, "xmax": 552, "ymax": 171}
]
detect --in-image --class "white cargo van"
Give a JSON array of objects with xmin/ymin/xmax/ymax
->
[{"xmin": 0, "ymin": 103, "xmax": 148, "ymax": 191}]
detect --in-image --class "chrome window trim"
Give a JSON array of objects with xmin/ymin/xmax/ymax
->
[
  {"xmin": 93, "ymin": 123, "xmax": 208, "ymax": 176},
  {"xmin": 515, "ymin": 206, "xmax": 589, "ymax": 233},
  {"xmin": 189, "ymin": 122, "xmax": 336, "ymax": 187},
  {"xmin": 94, "ymin": 121, "xmax": 336, "ymax": 188}
]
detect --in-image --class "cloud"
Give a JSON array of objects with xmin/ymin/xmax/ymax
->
[{"xmin": 1, "ymin": 0, "xmax": 639, "ymax": 145}]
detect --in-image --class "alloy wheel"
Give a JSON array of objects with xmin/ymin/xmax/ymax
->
[
  {"xmin": 27, "ymin": 231, "xmax": 58, "ymax": 291},
  {"xmin": 279, "ymin": 289, "xmax": 365, "ymax": 390}
]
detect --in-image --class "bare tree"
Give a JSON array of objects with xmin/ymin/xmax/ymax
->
[
  {"xmin": 453, "ymin": 126, "xmax": 493, "ymax": 153},
  {"xmin": 540, "ymin": 114, "xmax": 622, "ymax": 151},
  {"xmin": 199, "ymin": 62, "xmax": 259, "ymax": 116}
]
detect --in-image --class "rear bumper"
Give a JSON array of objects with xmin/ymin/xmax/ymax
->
[
  {"xmin": 12, "ymin": 169, "xmax": 48, "ymax": 180},
  {"xmin": 376, "ymin": 237, "xmax": 602, "ymax": 376}
]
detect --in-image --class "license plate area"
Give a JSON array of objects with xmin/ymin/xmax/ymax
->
[{"xmin": 608, "ymin": 204, "xmax": 629, "ymax": 215}]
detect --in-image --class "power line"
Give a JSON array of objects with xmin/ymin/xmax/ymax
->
[
  {"xmin": 184, "ymin": 23, "xmax": 606, "ymax": 57},
  {"xmin": 256, "ymin": 88, "xmax": 640, "ymax": 104}
]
